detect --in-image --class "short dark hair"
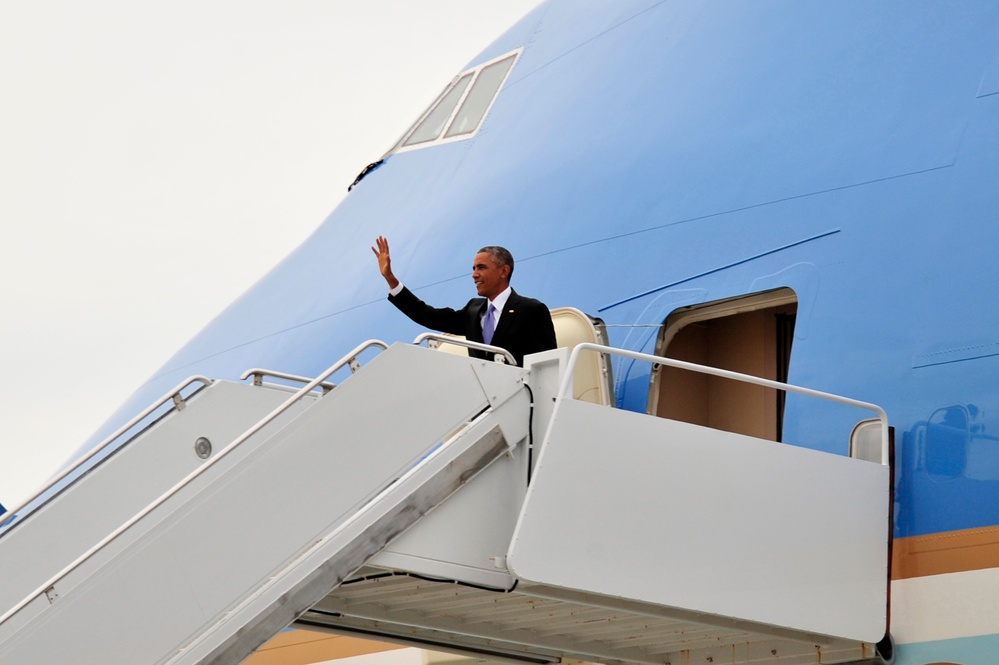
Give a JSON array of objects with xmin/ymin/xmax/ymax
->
[{"xmin": 477, "ymin": 245, "xmax": 514, "ymax": 279}]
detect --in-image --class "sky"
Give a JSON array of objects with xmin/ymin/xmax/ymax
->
[{"xmin": 0, "ymin": 0, "xmax": 541, "ymax": 511}]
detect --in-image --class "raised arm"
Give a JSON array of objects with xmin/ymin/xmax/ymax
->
[{"xmin": 371, "ymin": 235, "xmax": 400, "ymax": 290}]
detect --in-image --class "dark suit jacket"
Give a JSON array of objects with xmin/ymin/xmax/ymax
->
[{"xmin": 389, "ymin": 286, "xmax": 557, "ymax": 367}]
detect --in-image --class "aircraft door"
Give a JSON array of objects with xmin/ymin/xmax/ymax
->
[{"xmin": 649, "ymin": 288, "xmax": 798, "ymax": 442}]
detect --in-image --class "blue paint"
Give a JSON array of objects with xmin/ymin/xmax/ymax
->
[
  {"xmin": 978, "ymin": 54, "xmax": 999, "ymax": 98},
  {"xmin": 913, "ymin": 341, "xmax": 999, "ymax": 369},
  {"xmin": 598, "ymin": 230, "xmax": 839, "ymax": 311}
]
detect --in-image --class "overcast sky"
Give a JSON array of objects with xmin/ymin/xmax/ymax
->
[{"xmin": 0, "ymin": 0, "xmax": 540, "ymax": 510}]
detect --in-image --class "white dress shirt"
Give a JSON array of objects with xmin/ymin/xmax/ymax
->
[{"xmin": 484, "ymin": 286, "xmax": 512, "ymax": 330}]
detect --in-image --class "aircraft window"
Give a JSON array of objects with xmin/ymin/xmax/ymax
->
[
  {"xmin": 392, "ymin": 49, "xmax": 521, "ymax": 153},
  {"xmin": 649, "ymin": 289, "xmax": 798, "ymax": 442},
  {"xmin": 402, "ymin": 73, "xmax": 474, "ymax": 147},
  {"xmin": 444, "ymin": 54, "xmax": 517, "ymax": 138}
]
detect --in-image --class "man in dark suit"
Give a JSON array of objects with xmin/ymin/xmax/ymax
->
[{"xmin": 372, "ymin": 236, "xmax": 557, "ymax": 367}]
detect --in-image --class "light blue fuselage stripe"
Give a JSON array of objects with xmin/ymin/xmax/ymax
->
[{"xmin": 896, "ymin": 633, "xmax": 999, "ymax": 665}]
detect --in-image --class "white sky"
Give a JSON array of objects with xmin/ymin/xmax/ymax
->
[{"xmin": 0, "ymin": 0, "xmax": 540, "ymax": 510}]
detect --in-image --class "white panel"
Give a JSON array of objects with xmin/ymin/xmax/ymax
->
[
  {"xmin": 508, "ymin": 399, "xmax": 890, "ymax": 642},
  {"xmin": 470, "ymin": 358, "xmax": 528, "ymax": 410},
  {"xmin": 369, "ymin": 422, "xmax": 527, "ymax": 588},
  {"xmin": 892, "ymin": 568, "xmax": 999, "ymax": 643},
  {"xmin": 365, "ymin": 356, "xmax": 531, "ymax": 587}
]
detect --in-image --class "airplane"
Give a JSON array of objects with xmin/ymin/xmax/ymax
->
[{"xmin": 2, "ymin": 1, "xmax": 998, "ymax": 664}]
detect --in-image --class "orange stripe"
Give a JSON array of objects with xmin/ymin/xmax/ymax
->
[
  {"xmin": 243, "ymin": 630, "xmax": 403, "ymax": 665},
  {"xmin": 893, "ymin": 525, "xmax": 999, "ymax": 580}
]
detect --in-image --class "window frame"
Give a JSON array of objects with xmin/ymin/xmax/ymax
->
[{"xmin": 389, "ymin": 48, "xmax": 522, "ymax": 155}]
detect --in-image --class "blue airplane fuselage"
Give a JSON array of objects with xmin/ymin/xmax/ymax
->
[{"xmin": 70, "ymin": 2, "xmax": 999, "ymax": 662}]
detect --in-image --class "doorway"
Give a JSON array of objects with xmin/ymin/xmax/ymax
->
[{"xmin": 649, "ymin": 289, "xmax": 797, "ymax": 441}]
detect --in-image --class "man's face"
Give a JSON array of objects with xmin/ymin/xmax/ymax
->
[{"xmin": 472, "ymin": 251, "xmax": 510, "ymax": 300}]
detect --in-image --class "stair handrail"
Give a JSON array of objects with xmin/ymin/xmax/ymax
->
[
  {"xmin": 0, "ymin": 339, "xmax": 389, "ymax": 628},
  {"xmin": 558, "ymin": 343, "xmax": 890, "ymax": 466},
  {"xmin": 240, "ymin": 368, "xmax": 337, "ymax": 394},
  {"xmin": 0, "ymin": 375, "xmax": 213, "ymax": 530},
  {"xmin": 413, "ymin": 332, "xmax": 517, "ymax": 367}
]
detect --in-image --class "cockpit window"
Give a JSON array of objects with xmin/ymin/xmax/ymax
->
[
  {"xmin": 445, "ymin": 54, "xmax": 517, "ymax": 138},
  {"xmin": 402, "ymin": 73, "xmax": 474, "ymax": 147},
  {"xmin": 392, "ymin": 49, "xmax": 521, "ymax": 154}
]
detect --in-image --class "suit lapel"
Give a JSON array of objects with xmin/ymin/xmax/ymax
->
[{"xmin": 491, "ymin": 290, "xmax": 521, "ymax": 345}]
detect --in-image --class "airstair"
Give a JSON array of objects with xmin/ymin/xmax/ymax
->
[{"xmin": 0, "ymin": 335, "xmax": 893, "ymax": 665}]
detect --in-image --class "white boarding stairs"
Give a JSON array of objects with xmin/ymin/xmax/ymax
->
[{"xmin": 0, "ymin": 338, "xmax": 892, "ymax": 665}]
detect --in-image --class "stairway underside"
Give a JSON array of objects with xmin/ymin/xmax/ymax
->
[{"xmin": 299, "ymin": 570, "xmax": 880, "ymax": 665}]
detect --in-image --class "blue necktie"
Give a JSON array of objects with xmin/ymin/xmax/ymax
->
[{"xmin": 483, "ymin": 303, "xmax": 496, "ymax": 345}]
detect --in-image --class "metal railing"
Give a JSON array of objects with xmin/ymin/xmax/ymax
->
[
  {"xmin": 240, "ymin": 368, "xmax": 337, "ymax": 394},
  {"xmin": 413, "ymin": 332, "xmax": 517, "ymax": 367},
  {"xmin": 0, "ymin": 376, "xmax": 212, "ymax": 530},
  {"xmin": 557, "ymin": 343, "xmax": 890, "ymax": 466},
  {"xmin": 0, "ymin": 339, "xmax": 389, "ymax": 628}
]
